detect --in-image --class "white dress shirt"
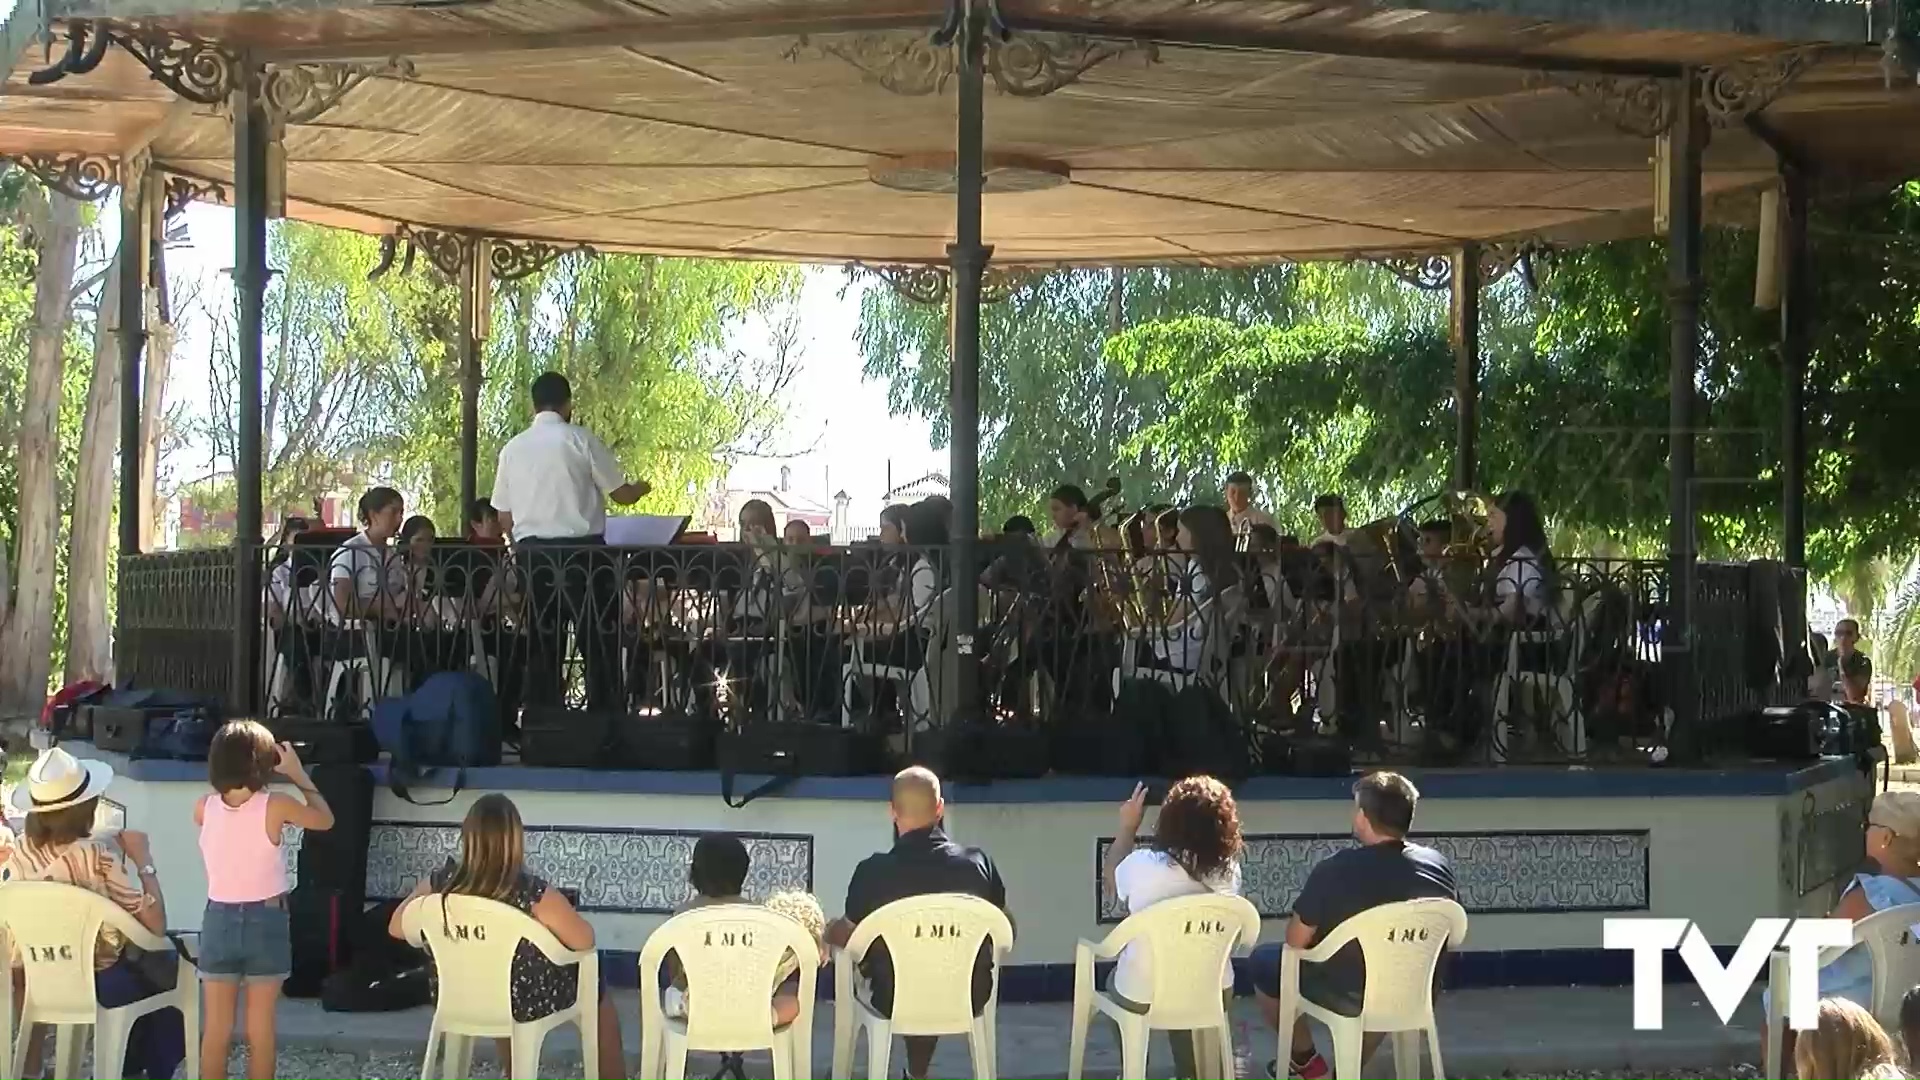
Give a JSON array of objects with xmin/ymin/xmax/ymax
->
[
  {"xmin": 327, "ymin": 531, "xmax": 402, "ymax": 625},
  {"xmin": 492, "ymin": 411, "xmax": 627, "ymax": 542},
  {"xmin": 1228, "ymin": 506, "xmax": 1276, "ymax": 534}
]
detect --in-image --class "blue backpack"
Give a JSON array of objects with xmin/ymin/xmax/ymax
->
[{"xmin": 370, "ymin": 672, "xmax": 501, "ymax": 804}]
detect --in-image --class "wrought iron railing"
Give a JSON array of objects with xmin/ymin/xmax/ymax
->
[
  {"xmin": 115, "ymin": 548, "xmax": 237, "ymax": 703},
  {"xmin": 108, "ymin": 536, "xmax": 1810, "ymax": 773}
]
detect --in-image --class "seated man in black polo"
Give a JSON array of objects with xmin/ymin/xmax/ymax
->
[
  {"xmin": 1250, "ymin": 771, "xmax": 1457, "ymax": 1079},
  {"xmin": 827, "ymin": 766, "xmax": 1010, "ymax": 1080}
]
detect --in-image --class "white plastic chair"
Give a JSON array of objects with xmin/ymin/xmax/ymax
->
[
  {"xmin": 638, "ymin": 903, "xmax": 820, "ymax": 1080},
  {"xmin": 842, "ymin": 588, "xmax": 952, "ymax": 728},
  {"xmin": 1274, "ymin": 897, "xmax": 1468, "ymax": 1080},
  {"xmin": 399, "ymin": 893, "xmax": 600, "ymax": 1080},
  {"xmin": 830, "ymin": 894, "xmax": 1013, "ymax": 1080},
  {"xmin": 1067, "ymin": 893, "xmax": 1261, "ymax": 1080},
  {"xmin": 0, "ymin": 881, "xmax": 200, "ymax": 1080},
  {"xmin": 1762, "ymin": 901, "xmax": 1920, "ymax": 1080}
]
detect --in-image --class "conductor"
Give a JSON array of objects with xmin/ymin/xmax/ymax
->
[{"xmin": 492, "ymin": 372, "xmax": 651, "ymax": 712}]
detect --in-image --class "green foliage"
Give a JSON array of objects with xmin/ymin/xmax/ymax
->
[{"xmin": 200, "ymin": 223, "xmax": 803, "ymax": 530}]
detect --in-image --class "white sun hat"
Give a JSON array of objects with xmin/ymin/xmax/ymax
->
[{"xmin": 9, "ymin": 746, "xmax": 115, "ymax": 815}]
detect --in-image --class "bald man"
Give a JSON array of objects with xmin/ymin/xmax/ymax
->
[{"xmin": 826, "ymin": 767, "xmax": 1009, "ymax": 1080}]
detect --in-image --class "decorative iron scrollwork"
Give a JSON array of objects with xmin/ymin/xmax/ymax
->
[
  {"xmin": 791, "ymin": 32, "xmax": 955, "ymax": 96},
  {"xmin": 854, "ymin": 262, "xmax": 1030, "ymax": 305},
  {"xmin": 161, "ymin": 174, "xmax": 228, "ymax": 219},
  {"xmin": 488, "ymin": 238, "xmax": 587, "ymax": 282},
  {"xmin": 12, "ymin": 152, "xmax": 117, "ymax": 201},
  {"xmin": 987, "ymin": 34, "xmax": 1155, "ymax": 98},
  {"xmin": 113, "ymin": 26, "xmax": 238, "ymax": 106},
  {"xmin": 792, "ymin": 29, "xmax": 1153, "ymax": 97},
  {"xmin": 1373, "ymin": 254, "xmax": 1454, "ymax": 292},
  {"xmin": 1529, "ymin": 49, "xmax": 1825, "ymax": 137},
  {"xmin": 398, "ymin": 225, "xmax": 473, "ymax": 279},
  {"xmin": 1525, "ymin": 72, "xmax": 1675, "ymax": 139},
  {"xmin": 1699, "ymin": 49, "xmax": 1823, "ymax": 128},
  {"xmin": 262, "ymin": 58, "xmax": 415, "ymax": 128}
]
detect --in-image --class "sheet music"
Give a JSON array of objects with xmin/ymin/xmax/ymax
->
[{"xmin": 605, "ymin": 515, "xmax": 689, "ymax": 546}]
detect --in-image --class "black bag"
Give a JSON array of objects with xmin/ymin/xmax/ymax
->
[
  {"xmin": 519, "ymin": 708, "xmax": 613, "ymax": 768},
  {"xmin": 1742, "ymin": 702, "xmax": 1835, "ymax": 762},
  {"xmin": 1262, "ymin": 733, "xmax": 1353, "ymax": 777},
  {"xmin": 617, "ymin": 713, "xmax": 716, "ymax": 770},
  {"xmin": 921, "ymin": 724, "xmax": 1051, "ymax": 781},
  {"xmin": 267, "ymin": 719, "xmax": 378, "ymax": 765},
  {"xmin": 1049, "ymin": 680, "xmax": 1166, "ymax": 776},
  {"xmin": 286, "ymin": 886, "xmax": 355, "ymax": 999},
  {"xmin": 296, "ymin": 763, "xmax": 375, "ymax": 894},
  {"xmin": 1165, "ymin": 684, "xmax": 1250, "ymax": 780},
  {"xmin": 320, "ymin": 899, "xmax": 432, "ymax": 1013},
  {"xmin": 716, "ymin": 723, "xmax": 885, "ymax": 807}
]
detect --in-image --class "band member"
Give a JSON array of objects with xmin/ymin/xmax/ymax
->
[
  {"xmin": 1225, "ymin": 471, "xmax": 1276, "ymax": 536},
  {"xmin": 491, "ymin": 372, "xmax": 651, "ymax": 712}
]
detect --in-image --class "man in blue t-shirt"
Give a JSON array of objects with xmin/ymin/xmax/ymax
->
[
  {"xmin": 826, "ymin": 767, "xmax": 1011, "ymax": 1080},
  {"xmin": 1250, "ymin": 771, "xmax": 1458, "ymax": 1079}
]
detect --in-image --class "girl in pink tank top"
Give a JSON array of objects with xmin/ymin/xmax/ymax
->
[{"xmin": 194, "ymin": 722, "xmax": 335, "ymax": 1080}]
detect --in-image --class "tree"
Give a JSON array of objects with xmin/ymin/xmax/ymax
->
[
  {"xmin": 0, "ymin": 188, "xmax": 82, "ymax": 717},
  {"xmin": 63, "ymin": 248, "xmax": 119, "ymax": 684}
]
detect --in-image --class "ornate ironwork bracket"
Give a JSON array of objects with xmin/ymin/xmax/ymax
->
[
  {"xmin": 112, "ymin": 25, "xmax": 239, "ymax": 106},
  {"xmin": 855, "ymin": 262, "xmax": 1031, "ymax": 305},
  {"xmin": 161, "ymin": 174, "xmax": 228, "ymax": 219},
  {"xmin": 489, "ymin": 238, "xmax": 586, "ymax": 282},
  {"xmin": 790, "ymin": 30, "xmax": 1155, "ymax": 97},
  {"xmin": 261, "ymin": 58, "xmax": 415, "ymax": 130},
  {"xmin": 10, "ymin": 152, "xmax": 117, "ymax": 201},
  {"xmin": 1527, "ymin": 48, "xmax": 1827, "ymax": 137},
  {"xmin": 382, "ymin": 225, "xmax": 587, "ymax": 282},
  {"xmin": 1371, "ymin": 241, "xmax": 1551, "ymax": 292},
  {"xmin": 1371, "ymin": 254, "xmax": 1454, "ymax": 292}
]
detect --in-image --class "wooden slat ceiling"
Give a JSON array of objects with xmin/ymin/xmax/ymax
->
[{"xmin": 0, "ymin": 0, "xmax": 1906, "ymax": 266}]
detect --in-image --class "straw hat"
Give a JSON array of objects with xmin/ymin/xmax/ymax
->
[{"xmin": 9, "ymin": 746, "xmax": 114, "ymax": 815}]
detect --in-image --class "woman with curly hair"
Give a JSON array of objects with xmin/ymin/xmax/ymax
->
[{"xmin": 1104, "ymin": 775, "xmax": 1244, "ymax": 1079}]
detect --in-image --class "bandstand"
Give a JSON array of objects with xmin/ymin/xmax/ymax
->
[{"xmin": 0, "ymin": 0, "xmax": 1907, "ymax": 991}]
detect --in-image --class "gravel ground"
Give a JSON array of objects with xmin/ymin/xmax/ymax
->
[{"xmin": 23, "ymin": 1046, "xmax": 1772, "ymax": 1079}]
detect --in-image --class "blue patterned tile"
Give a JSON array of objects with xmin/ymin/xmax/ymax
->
[
  {"xmin": 1095, "ymin": 830, "xmax": 1649, "ymax": 922},
  {"xmin": 355, "ymin": 823, "xmax": 813, "ymax": 913}
]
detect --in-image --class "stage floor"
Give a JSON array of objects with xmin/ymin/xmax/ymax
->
[{"xmin": 68, "ymin": 743, "xmax": 1873, "ymax": 998}]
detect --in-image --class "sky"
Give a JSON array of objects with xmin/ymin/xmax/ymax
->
[{"xmin": 151, "ymin": 203, "xmax": 947, "ymax": 535}]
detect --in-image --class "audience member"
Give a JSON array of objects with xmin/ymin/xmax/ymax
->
[
  {"xmin": 196, "ymin": 723, "xmax": 334, "ymax": 1080},
  {"xmin": 1251, "ymin": 772, "xmax": 1457, "ymax": 1080},
  {"xmin": 468, "ymin": 498, "xmax": 504, "ymax": 543},
  {"xmin": 1764, "ymin": 791, "xmax": 1920, "ymax": 1067},
  {"xmin": 4, "ymin": 748, "xmax": 183, "ymax": 1080},
  {"xmin": 1796, "ymin": 998, "xmax": 1906, "ymax": 1080},
  {"xmin": 493, "ymin": 373, "xmax": 650, "ymax": 711},
  {"xmin": 1837, "ymin": 618, "xmax": 1874, "ymax": 705},
  {"xmin": 389, "ymin": 793, "xmax": 626, "ymax": 1080},
  {"xmin": 1225, "ymin": 471, "xmax": 1277, "ymax": 536},
  {"xmin": 662, "ymin": 836, "xmax": 825, "ymax": 1029},
  {"xmin": 1901, "ymin": 984, "xmax": 1920, "ymax": 1068},
  {"xmin": 827, "ymin": 767, "xmax": 1010, "ymax": 1080},
  {"xmin": 1106, "ymin": 777, "xmax": 1244, "ymax": 1079},
  {"xmin": 328, "ymin": 486, "xmax": 407, "ymax": 624}
]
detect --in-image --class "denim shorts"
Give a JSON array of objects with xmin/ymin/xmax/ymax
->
[{"xmin": 199, "ymin": 898, "xmax": 291, "ymax": 981}]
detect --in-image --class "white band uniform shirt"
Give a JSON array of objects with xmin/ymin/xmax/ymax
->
[
  {"xmin": 492, "ymin": 411, "xmax": 628, "ymax": 542},
  {"xmin": 327, "ymin": 530, "xmax": 402, "ymax": 625},
  {"xmin": 1228, "ymin": 506, "xmax": 1276, "ymax": 535}
]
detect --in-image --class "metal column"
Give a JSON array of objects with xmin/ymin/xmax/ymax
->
[
  {"xmin": 1780, "ymin": 165, "xmax": 1810, "ymax": 575},
  {"xmin": 115, "ymin": 165, "xmax": 148, "ymax": 555},
  {"xmin": 458, "ymin": 246, "xmax": 481, "ymax": 531},
  {"xmin": 1666, "ymin": 73, "xmax": 1705, "ymax": 753},
  {"xmin": 945, "ymin": 5, "xmax": 990, "ymax": 728},
  {"xmin": 1449, "ymin": 242, "xmax": 1481, "ymax": 492},
  {"xmin": 232, "ymin": 66, "xmax": 270, "ymax": 714}
]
